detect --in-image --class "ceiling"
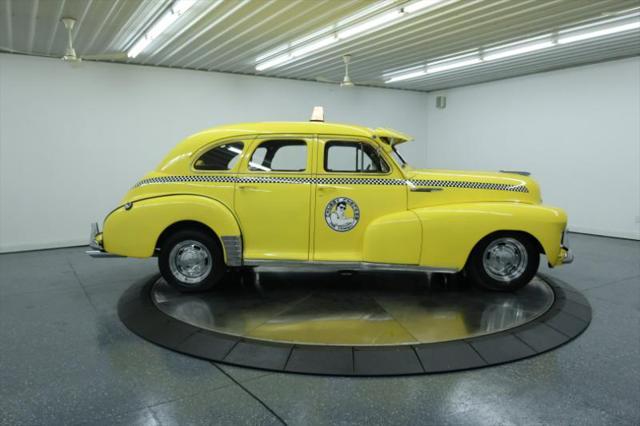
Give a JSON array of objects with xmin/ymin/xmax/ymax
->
[{"xmin": 1, "ymin": 0, "xmax": 639, "ymax": 92}]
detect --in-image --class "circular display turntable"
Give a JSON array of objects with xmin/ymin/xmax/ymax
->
[{"xmin": 119, "ymin": 271, "xmax": 591, "ymax": 376}]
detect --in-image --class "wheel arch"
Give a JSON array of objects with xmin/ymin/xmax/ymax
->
[
  {"xmin": 155, "ymin": 220, "xmax": 221, "ymax": 254},
  {"xmin": 465, "ymin": 229, "xmax": 545, "ymax": 269}
]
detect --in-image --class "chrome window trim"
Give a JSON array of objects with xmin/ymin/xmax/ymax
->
[
  {"xmin": 322, "ymin": 139, "xmax": 392, "ymax": 176},
  {"xmin": 246, "ymin": 138, "xmax": 310, "ymax": 173}
]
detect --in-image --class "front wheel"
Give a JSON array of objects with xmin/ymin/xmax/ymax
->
[
  {"xmin": 466, "ymin": 233, "xmax": 539, "ymax": 292},
  {"xmin": 158, "ymin": 229, "xmax": 225, "ymax": 292}
]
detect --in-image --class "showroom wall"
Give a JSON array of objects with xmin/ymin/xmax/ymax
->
[
  {"xmin": 1, "ymin": 54, "xmax": 638, "ymax": 252},
  {"xmin": 0, "ymin": 54, "xmax": 429, "ymax": 252},
  {"xmin": 425, "ymin": 57, "xmax": 640, "ymax": 240}
]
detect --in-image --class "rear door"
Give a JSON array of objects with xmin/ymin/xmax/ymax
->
[{"xmin": 234, "ymin": 136, "xmax": 315, "ymax": 261}]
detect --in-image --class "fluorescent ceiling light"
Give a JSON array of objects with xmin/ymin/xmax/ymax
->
[
  {"xmin": 427, "ymin": 56, "xmax": 481, "ymax": 73},
  {"xmin": 128, "ymin": 0, "xmax": 196, "ymax": 58},
  {"xmin": 291, "ymin": 35, "xmax": 338, "ymax": 57},
  {"xmin": 337, "ymin": 10, "xmax": 403, "ymax": 39},
  {"xmin": 385, "ymin": 54, "xmax": 481, "ymax": 82},
  {"xmin": 385, "ymin": 11, "xmax": 640, "ymax": 84},
  {"xmin": 255, "ymin": 54, "xmax": 292, "ymax": 71},
  {"xmin": 404, "ymin": 0, "xmax": 447, "ymax": 14},
  {"xmin": 558, "ymin": 19, "xmax": 640, "ymax": 44},
  {"xmin": 255, "ymin": 35, "xmax": 338, "ymax": 71},
  {"xmin": 337, "ymin": 0, "xmax": 395, "ymax": 27},
  {"xmin": 483, "ymin": 39, "xmax": 554, "ymax": 61},
  {"xmin": 255, "ymin": 0, "xmax": 449, "ymax": 71},
  {"xmin": 385, "ymin": 69, "xmax": 427, "ymax": 83}
]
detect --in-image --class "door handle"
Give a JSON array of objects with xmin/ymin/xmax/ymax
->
[
  {"xmin": 410, "ymin": 187, "xmax": 444, "ymax": 192},
  {"xmin": 317, "ymin": 185, "xmax": 336, "ymax": 192},
  {"xmin": 238, "ymin": 184, "xmax": 258, "ymax": 190}
]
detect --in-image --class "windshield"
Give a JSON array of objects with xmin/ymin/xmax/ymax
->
[{"xmin": 390, "ymin": 145, "xmax": 408, "ymax": 168}]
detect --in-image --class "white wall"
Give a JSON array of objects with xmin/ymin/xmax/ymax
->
[
  {"xmin": 2, "ymin": 54, "xmax": 638, "ymax": 252},
  {"xmin": 0, "ymin": 54, "xmax": 429, "ymax": 252},
  {"xmin": 425, "ymin": 57, "xmax": 640, "ymax": 240}
]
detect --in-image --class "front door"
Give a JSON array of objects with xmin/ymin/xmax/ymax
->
[
  {"xmin": 313, "ymin": 138, "xmax": 407, "ymax": 262},
  {"xmin": 234, "ymin": 137, "xmax": 314, "ymax": 261}
]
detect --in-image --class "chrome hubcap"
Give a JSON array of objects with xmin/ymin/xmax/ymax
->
[
  {"xmin": 482, "ymin": 238, "xmax": 528, "ymax": 283},
  {"xmin": 169, "ymin": 240, "xmax": 212, "ymax": 285}
]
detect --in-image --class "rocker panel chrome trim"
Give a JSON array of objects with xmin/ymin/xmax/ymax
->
[{"xmin": 243, "ymin": 259, "xmax": 458, "ymax": 274}]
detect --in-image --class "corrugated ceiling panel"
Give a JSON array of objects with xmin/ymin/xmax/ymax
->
[{"xmin": 1, "ymin": 0, "xmax": 638, "ymax": 92}]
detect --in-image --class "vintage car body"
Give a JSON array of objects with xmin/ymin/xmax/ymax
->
[{"xmin": 89, "ymin": 119, "xmax": 572, "ymax": 292}]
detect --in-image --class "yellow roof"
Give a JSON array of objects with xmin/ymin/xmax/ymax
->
[
  {"xmin": 157, "ymin": 121, "xmax": 411, "ymax": 173},
  {"xmin": 197, "ymin": 121, "xmax": 376, "ymax": 138}
]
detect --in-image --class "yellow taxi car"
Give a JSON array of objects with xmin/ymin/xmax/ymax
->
[{"xmin": 88, "ymin": 111, "xmax": 572, "ymax": 292}]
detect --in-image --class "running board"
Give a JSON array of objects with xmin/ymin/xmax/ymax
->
[{"xmin": 243, "ymin": 259, "xmax": 458, "ymax": 274}]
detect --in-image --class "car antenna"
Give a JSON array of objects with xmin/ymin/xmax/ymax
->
[{"xmin": 310, "ymin": 106, "xmax": 325, "ymax": 122}]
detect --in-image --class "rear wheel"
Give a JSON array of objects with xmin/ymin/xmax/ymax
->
[
  {"xmin": 466, "ymin": 233, "xmax": 539, "ymax": 292},
  {"xmin": 158, "ymin": 229, "xmax": 225, "ymax": 292}
]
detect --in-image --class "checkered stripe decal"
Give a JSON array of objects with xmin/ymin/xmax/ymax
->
[
  {"xmin": 316, "ymin": 178, "xmax": 406, "ymax": 185},
  {"xmin": 409, "ymin": 179, "xmax": 528, "ymax": 193},
  {"xmin": 133, "ymin": 175, "xmax": 528, "ymax": 193},
  {"xmin": 133, "ymin": 175, "xmax": 236, "ymax": 187}
]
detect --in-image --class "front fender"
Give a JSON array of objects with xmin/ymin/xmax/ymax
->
[
  {"xmin": 103, "ymin": 194, "xmax": 241, "ymax": 258},
  {"xmin": 413, "ymin": 203, "xmax": 567, "ymax": 270}
]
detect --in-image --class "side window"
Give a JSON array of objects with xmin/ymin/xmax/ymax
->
[
  {"xmin": 249, "ymin": 140, "xmax": 307, "ymax": 172},
  {"xmin": 325, "ymin": 141, "xmax": 389, "ymax": 173},
  {"xmin": 194, "ymin": 142, "xmax": 244, "ymax": 171}
]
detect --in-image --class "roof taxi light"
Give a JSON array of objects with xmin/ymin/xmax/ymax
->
[{"xmin": 310, "ymin": 106, "xmax": 325, "ymax": 122}]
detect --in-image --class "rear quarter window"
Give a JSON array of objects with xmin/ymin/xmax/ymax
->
[{"xmin": 194, "ymin": 142, "xmax": 244, "ymax": 171}]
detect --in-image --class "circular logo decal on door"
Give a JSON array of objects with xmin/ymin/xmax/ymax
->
[{"xmin": 324, "ymin": 197, "xmax": 360, "ymax": 232}]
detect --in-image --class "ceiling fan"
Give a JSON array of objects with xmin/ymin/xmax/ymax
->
[
  {"xmin": 0, "ymin": 17, "xmax": 127, "ymax": 63},
  {"xmin": 315, "ymin": 54, "xmax": 378, "ymax": 88},
  {"xmin": 59, "ymin": 17, "xmax": 128, "ymax": 63}
]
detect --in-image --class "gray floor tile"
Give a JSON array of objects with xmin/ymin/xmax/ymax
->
[
  {"xmin": 239, "ymin": 369, "xmax": 525, "ymax": 425},
  {"xmin": 149, "ymin": 384, "xmax": 283, "ymax": 426},
  {"xmin": 214, "ymin": 363, "xmax": 276, "ymax": 383},
  {"xmin": 0, "ymin": 283, "xmax": 234, "ymax": 424},
  {"xmin": 541, "ymin": 233, "xmax": 640, "ymax": 290},
  {"xmin": 80, "ymin": 407, "xmax": 160, "ymax": 426},
  {"xmin": 0, "ymin": 233, "xmax": 638, "ymax": 425},
  {"xmin": 584, "ymin": 275, "xmax": 640, "ymax": 310}
]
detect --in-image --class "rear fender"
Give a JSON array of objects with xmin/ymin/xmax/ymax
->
[{"xmin": 103, "ymin": 194, "xmax": 241, "ymax": 259}]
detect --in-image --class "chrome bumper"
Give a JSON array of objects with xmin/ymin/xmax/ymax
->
[
  {"xmin": 86, "ymin": 222, "xmax": 123, "ymax": 258},
  {"xmin": 561, "ymin": 228, "xmax": 574, "ymax": 264},
  {"xmin": 561, "ymin": 249, "xmax": 574, "ymax": 264}
]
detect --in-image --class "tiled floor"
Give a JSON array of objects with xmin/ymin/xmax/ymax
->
[{"xmin": 0, "ymin": 233, "xmax": 638, "ymax": 425}]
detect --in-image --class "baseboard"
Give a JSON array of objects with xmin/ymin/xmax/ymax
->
[
  {"xmin": 0, "ymin": 239, "xmax": 87, "ymax": 254},
  {"xmin": 568, "ymin": 226, "xmax": 640, "ymax": 241}
]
